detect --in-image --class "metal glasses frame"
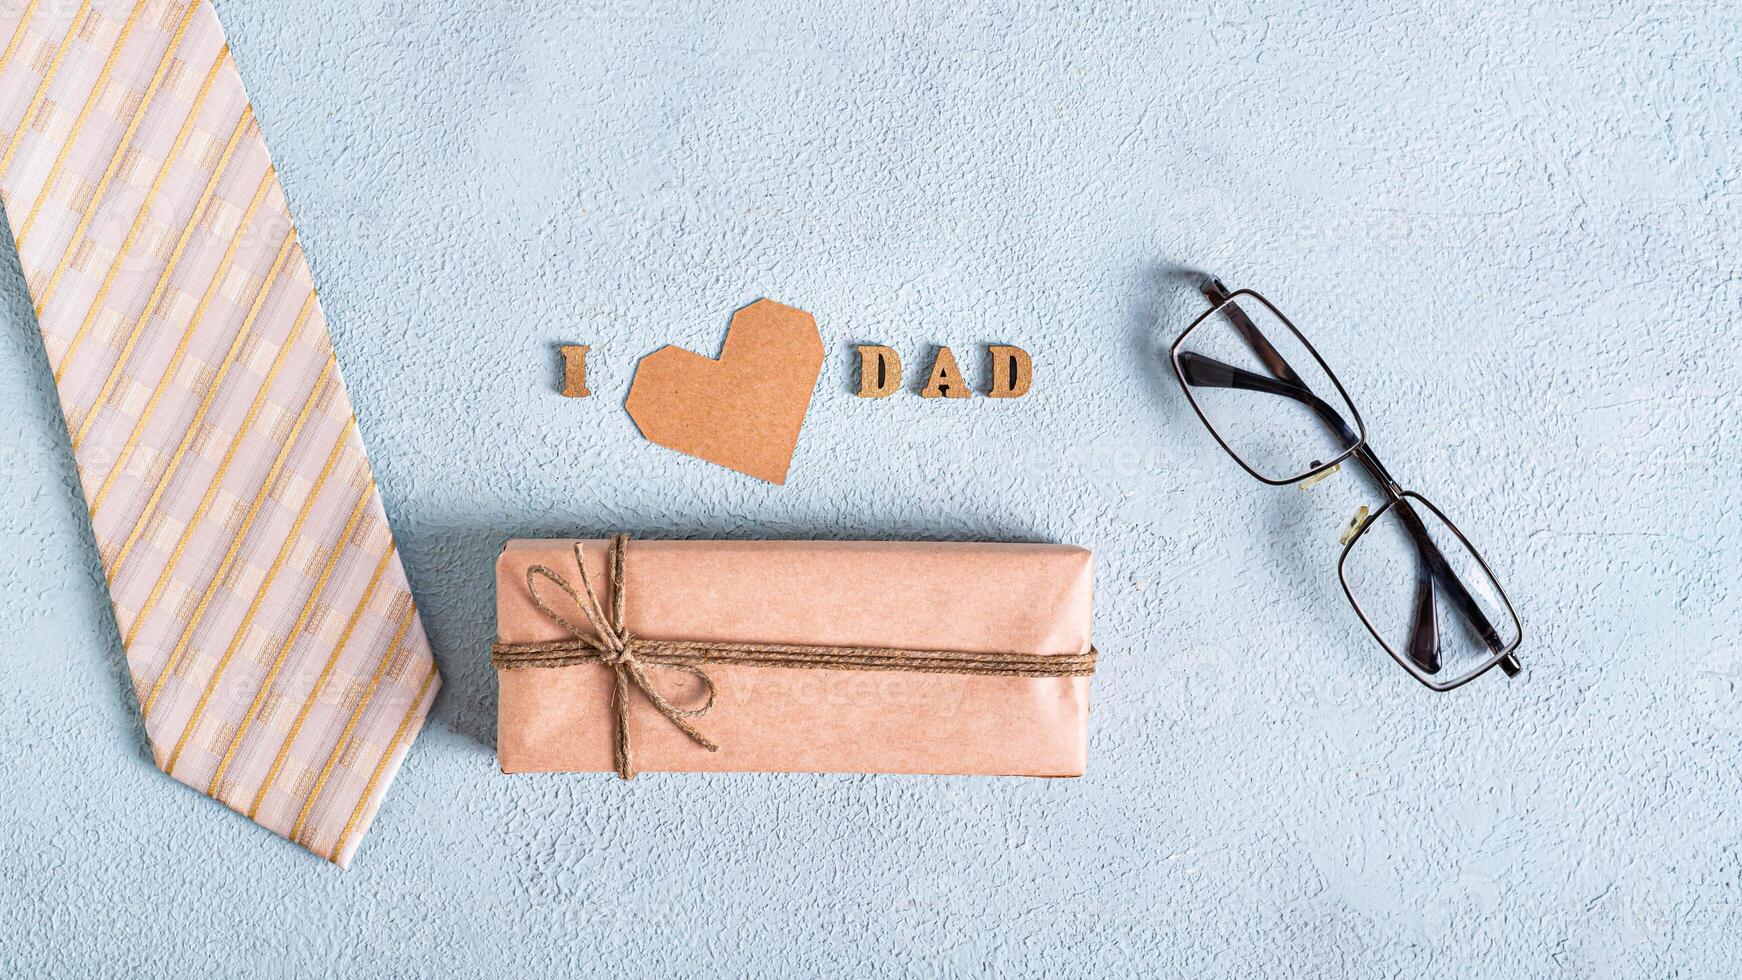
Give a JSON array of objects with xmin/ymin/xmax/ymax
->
[{"xmin": 1169, "ymin": 277, "xmax": 1523, "ymax": 691}]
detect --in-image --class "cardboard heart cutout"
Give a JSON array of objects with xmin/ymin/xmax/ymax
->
[{"xmin": 626, "ymin": 299, "xmax": 824, "ymax": 484}]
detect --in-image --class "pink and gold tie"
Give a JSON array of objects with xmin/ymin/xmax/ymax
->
[{"xmin": 0, "ymin": 0, "xmax": 440, "ymax": 867}]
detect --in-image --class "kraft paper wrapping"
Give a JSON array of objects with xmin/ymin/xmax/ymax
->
[{"xmin": 495, "ymin": 539, "xmax": 1094, "ymax": 775}]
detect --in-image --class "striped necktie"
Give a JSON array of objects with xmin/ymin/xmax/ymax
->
[{"xmin": 0, "ymin": 0, "xmax": 439, "ymax": 867}]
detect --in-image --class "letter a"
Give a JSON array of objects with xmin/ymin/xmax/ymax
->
[{"xmin": 920, "ymin": 346, "xmax": 971, "ymax": 398}]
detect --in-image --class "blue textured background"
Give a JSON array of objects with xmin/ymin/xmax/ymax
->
[{"xmin": 2, "ymin": 1, "xmax": 1738, "ymax": 976}]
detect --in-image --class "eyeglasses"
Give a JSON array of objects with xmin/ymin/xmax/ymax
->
[{"xmin": 1170, "ymin": 278, "xmax": 1523, "ymax": 691}]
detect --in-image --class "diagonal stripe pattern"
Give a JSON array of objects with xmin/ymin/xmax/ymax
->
[{"xmin": 0, "ymin": 0, "xmax": 439, "ymax": 867}]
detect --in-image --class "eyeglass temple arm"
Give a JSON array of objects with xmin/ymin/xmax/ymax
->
[
  {"xmin": 1201, "ymin": 277, "xmax": 1304, "ymax": 386},
  {"xmin": 1175, "ymin": 352, "xmax": 1361, "ymax": 446},
  {"xmin": 1407, "ymin": 557, "xmax": 1442, "ymax": 674},
  {"xmin": 1387, "ymin": 491, "xmax": 1521, "ymax": 676}
]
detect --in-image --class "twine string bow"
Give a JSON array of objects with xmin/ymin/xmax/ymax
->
[{"xmin": 522, "ymin": 535, "xmax": 717, "ymax": 779}]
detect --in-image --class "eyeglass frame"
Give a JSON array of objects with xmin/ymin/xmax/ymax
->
[{"xmin": 1168, "ymin": 277, "xmax": 1523, "ymax": 691}]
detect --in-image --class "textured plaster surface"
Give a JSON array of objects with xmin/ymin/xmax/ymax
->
[{"xmin": 1, "ymin": 1, "xmax": 1739, "ymax": 976}]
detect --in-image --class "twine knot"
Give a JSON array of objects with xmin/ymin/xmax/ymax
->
[
  {"xmin": 597, "ymin": 642, "xmax": 634, "ymax": 667},
  {"xmin": 518, "ymin": 534, "xmax": 718, "ymax": 779}
]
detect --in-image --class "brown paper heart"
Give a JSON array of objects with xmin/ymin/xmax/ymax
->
[{"xmin": 626, "ymin": 299, "xmax": 824, "ymax": 484}]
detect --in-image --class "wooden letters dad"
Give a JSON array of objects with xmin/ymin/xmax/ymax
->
[{"xmin": 854, "ymin": 345, "xmax": 1032, "ymax": 399}]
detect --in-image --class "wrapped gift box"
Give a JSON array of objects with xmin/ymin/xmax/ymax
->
[{"xmin": 494, "ymin": 538, "xmax": 1095, "ymax": 776}]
